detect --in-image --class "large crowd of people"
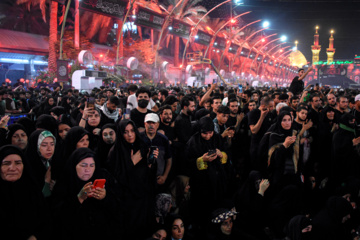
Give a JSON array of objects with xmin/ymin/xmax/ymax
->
[{"xmin": 1, "ymin": 69, "xmax": 360, "ymax": 240}]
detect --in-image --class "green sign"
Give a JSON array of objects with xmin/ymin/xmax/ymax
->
[
  {"xmin": 80, "ymin": 0, "xmax": 127, "ymax": 19},
  {"xmin": 135, "ymin": 7, "xmax": 166, "ymax": 31},
  {"xmin": 169, "ymin": 19, "xmax": 192, "ymax": 39},
  {"xmin": 313, "ymin": 60, "xmax": 354, "ymax": 65}
]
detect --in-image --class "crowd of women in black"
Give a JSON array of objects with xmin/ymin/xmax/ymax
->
[{"xmin": 1, "ymin": 82, "xmax": 360, "ymax": 240}]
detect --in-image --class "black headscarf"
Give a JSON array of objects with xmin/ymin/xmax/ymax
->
[
  {"xmin": 285, "ymin": 215, "xmax": 312, "ymax": 240},
  {"xmin": 63, "ymin": 148, "xmax": 97, "ymax": 194},
  {"xmin": 195, "ymin": 108, "xmax": 211, "ymax": 121},
  {"xmin": 106, "ymin": 120, "xmax": 155, "ymax": 239},
  {"xmin": 50, "ymin": 106, "xmax": 65, "ymax": 117},
  {"xmin": 107, "ymin": 120, "xmax": 149, "ymax": 196},
  {"xmin": 269, "ymin": 111, "xmax": 295, "ymax": 150},
  {"xmin": 16, "ymin": 117, "xmax": 36, "ymax": 137},
  {"xmin": 63, "ymin": 126, "xmax": 90, "ymax": 160},
  {"xmin": 40, "ymin": 96, "xmax": 55, "ymax": 115},
  {"xmin": 6, "ymin": 123, "xmax": 27, "ymax": 145},
  {"xmin": 0, "ymin": 145, "xmax": 49, "ymax": 239},
  {"xmin": 36, "ymin": 114, "xmax": 58, "ymax": 136},
  {"xmin": 51, "ymin": 147, "xmax": 122, "ymax": 239},
  {"xmin": 96, "ymin": 123, "xmax": 116, "ymax": 167}
]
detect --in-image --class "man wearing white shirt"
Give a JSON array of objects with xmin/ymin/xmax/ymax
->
[{"xmin": 126, "ymin": 84, "xmax": 158, "ymax": 111}]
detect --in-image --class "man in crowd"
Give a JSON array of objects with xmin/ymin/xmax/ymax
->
[
  {"xmin": 210, "ymin": 96, "xmax": 222, "ymax": 119},
  {"xmin": 248, "ymin": 96, "xmax": 273, "ymax": 163},
  {"xmin": 214, "ymin": 105, "xmax": 230, "ymax": 135},
  {"xmin": 141, "ymin": 113, "xmax": 172, "ymax": 188},
  {"xmin": 289, "ymin": 67, "xmax": 313, "ymax": 96},
  {"xmin": 130, "ymin": 87, "xmax": 153, "ymax": 131},
  {"xmin": 226, "ymin": 98, "xmax": 239, "ymax": 127},
  {"xmin": 158, "ymin": 89, "xmax": 168, "ymax": 104},
  {"xmin": 99, "ymin": 96, "xmax": 122, "ymax": 123},
  {"xmin": 158, "ymin": 105, "xmax": 176, "ymax": 144}
]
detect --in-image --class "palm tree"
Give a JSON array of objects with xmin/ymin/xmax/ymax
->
[
  {"xmin": 48, "ymin": 1, "xmax": 58, "ymax": 74},
  {"xmin": 16, "ymin": 0, "xmax": 58, "ymax": 74},
  {"xmin": 166, "ymin": 0, "xmax": 207, "ymax": 67}
]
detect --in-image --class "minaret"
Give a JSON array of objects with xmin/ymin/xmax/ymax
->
[
  {"xmin": 311, "ymin": 26, "xmax": 321, "ymax": 64},
  {"xmin": 326, "ymin": 30, "xmax": 335, "ymax": 63}
]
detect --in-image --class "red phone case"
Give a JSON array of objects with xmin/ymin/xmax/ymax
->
[{"xmin": 92, "ymin": 179, "xmax": 106, "ymax": 189}]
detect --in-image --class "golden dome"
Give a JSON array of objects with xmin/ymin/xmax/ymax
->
[{"xmin": 288, "ymin": 50, "xmax": 307, "ymax": 68}]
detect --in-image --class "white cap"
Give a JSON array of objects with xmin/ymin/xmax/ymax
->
[
  {"xmin": 144, "ymin": 113, "xmax": 160, "ymax": 123},
  {"xmin": 355, "ymin": 94, "xmax": 360, "ymax": 102}
]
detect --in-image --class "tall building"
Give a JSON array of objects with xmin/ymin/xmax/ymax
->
[
  {"xmin": 311, "ymin": 26, "xmax": 321, "ymax": 64},
  {"xmin": 326, "ymin": 30, "xmax": 336, "ymax": 63}
]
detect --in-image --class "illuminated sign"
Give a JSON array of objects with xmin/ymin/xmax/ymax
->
[{"xmin": 313, "ymin": 60, "xmax": 354, "ymax": 65}]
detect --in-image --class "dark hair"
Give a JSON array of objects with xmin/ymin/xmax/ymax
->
[
  {"xmin": 298, "ymin": 68, "xmax": 304, "ymax": 73},
  {"xmin": 337, "ymin": 95, "xmax": 348, "ymax": 103},
  {"xmin": 228, "ymin": 93, "xmax": 236, "ymax": 100},
  {"xmin": 243, "ymin": 90, "xmax": 252, "ymax": 98},
  {"xmin": 177, "ymin": 91, "xmax": 185, "ymax": 97},
  {"xmin": 217, "ymin": 105, "xmax": 230, "ymax": 114},
  {"xmin": 227, "ymin": 98, "xmax": 238, "ymax": 106},
  {"xmin": 210, "ymin": 96, "xmax": 222, "ymax": 104},
  {"xmin": 127, "ymin": 84, "xmax": 138, "ymax": 93},
  {"xmin": 296, "ymin": 106, "xmax": 308, "ymax": 112},
  {"xmin": 290, "ymin": 96, "xmax": 300, "ymax": 102},
  {"xmin": 136, "ymin": 87, "xmax": 151, "ymax": 98},
  {"xmin": 310, "ymin": 94, "xmax": 320, "ymax": 102},
  {"xmin": 109, "ymin": 96, "xmax": 120, "ymax": 106},
  {"xmin": 158, "ymin": 105, "xmax": 172, "ymax": 115},
  {"xmin": 159, "ymin": 89, "xmax": 169, "ymax": 98},
  {"xmin": 249, "ymin": 99, "xmax": 256, "ymax": 104},
  {"xmin": 180, "ymin": 96, "xmax": 194, "ymax": 109},
  {"xmin": 162, "ymin": 95, "xmax": 179, "ymax": 106}
]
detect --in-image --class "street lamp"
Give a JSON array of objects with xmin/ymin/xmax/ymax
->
[{"xmin": 262, "ymin": 21, "xmax": 270, "ymax": 28}]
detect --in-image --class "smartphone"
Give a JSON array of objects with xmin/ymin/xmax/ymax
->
[
  {"xmin": 87, "ymin": 97, "xmax": 95, "ymax": 108},
  {"xmin": 148, "ymin": 146, "xmax": 157, "ymax": 165},
  {"xmin": 208, "ymin": 149, "xmax": 216, "ymax": 156},
  {"xmin": 92, "ymin": 179, "xmax": 106, "ymax": 189},
  {"xmin": 238, "ymin": 84, "xmax": 243, "ymax": 93}
]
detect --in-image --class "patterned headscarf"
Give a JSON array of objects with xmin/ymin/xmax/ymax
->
[{"xmin": 37, "ymin": 130, "xmax": 56, "ymax": 157}]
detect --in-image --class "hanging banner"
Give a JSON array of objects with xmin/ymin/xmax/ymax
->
[
  {"xmin": 79, "ymin": 0, "xmax": 128, "ymax": 19},
  {"xmin": 194, "ymin": 30, "xmax": 212, "ymax": 46},
  {"xmin": 135, "ymin": 7, "xmax": 166, "ymax": 31},
  {"xmin": 169, "ymin": 19, "xmax": 192, "ymax": 39},
  {"xmin": 228, "ymin": 43, "xmax": 239, "ymax": 54},
  {"xmin": 213, "ymin": 37, "xmax": 226, "ymax": 50},
  {"xmin": 56, "ymin": 60, "xmax": 69, "ymax": 82}
]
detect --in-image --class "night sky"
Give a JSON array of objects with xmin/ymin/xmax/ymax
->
[{"xmin": 200, "ymin": 0, "xmax": 360, "ymax": 62}]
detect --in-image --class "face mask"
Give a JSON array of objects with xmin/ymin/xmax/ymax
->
[{"xmin": 138, "ymin": 99, "xmax": 149, "ymax": 108}]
